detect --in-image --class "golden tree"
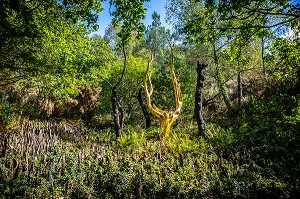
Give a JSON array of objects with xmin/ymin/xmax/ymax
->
[{"xmin": 143, "ymin": 44, "xmax": 183, "ymax": 139}]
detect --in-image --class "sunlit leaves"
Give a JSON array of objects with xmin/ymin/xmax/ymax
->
[
  {"xmin": 26, "ymin": 20, "xmax": 114, "ymax": 101},
  {"xmin": 268, "ymin": 37, "xmax": 300, "ymax": 83},
  {"xmin": 0, "ymin": 0, "xmax": 103, "ymax": 42},
  {"xmin": 109, "ymin": 0, "xmax": 149, "ymax": 45},
  {"xmin": 60, "ymin": 0, "xmax": 103, "ymax": 31}
]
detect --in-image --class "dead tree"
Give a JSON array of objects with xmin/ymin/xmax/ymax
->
[
  {"xmin": 106, "ymin": 46, "xmax": 127, "ymax": 138},
  {"xmin": 194, "ymin": 62, "xmax": 207, "ymax": 137},
  {"xmin": 143, "ymin": 44, "xmax": 183, "ymax": 139},
  {"xmin": 137, "ymin": 88, "xmax": 151, "ymax": 128}
]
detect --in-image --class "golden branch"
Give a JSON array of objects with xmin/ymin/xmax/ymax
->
[{"xmin": 143, "ymin": 45, "xmax": 183, "ymax": 139}]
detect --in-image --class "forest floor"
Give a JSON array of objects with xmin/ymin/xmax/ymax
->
[{"xmin": 0, "ymin": 92, "xmax": 299, "ymax": 198}]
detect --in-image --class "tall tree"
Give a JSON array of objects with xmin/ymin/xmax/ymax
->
[
  {"xmin": 145, "ymin": 11, "xmax": 167, "ymax": 58},
  {"xmin": 0, "ymin": 0, "xmax": 103, "ymax": 88},
  {"xmin": 109, "ymin": 0, "xmax": 149, "ymax": 46},
  {"xmin": 105, "ymin": 47, "xmax": 127, "ymax": 138},
  {"xmin": 105, "ymin": 0, "xmax": 149, "ymax": 137},
  {"xmin": 0, "ymin": 0, "xmax": 102, "ymax": 44},
  {"xmin": 174, "ymin": 0, "xmax": 232, "ymax": 110},
  {"xmin": 166, "ymin": 0, "xmax": 299, "ymax": 113}
]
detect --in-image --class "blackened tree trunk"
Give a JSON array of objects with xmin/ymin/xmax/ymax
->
[
  {"xmin": 137, "ymin": 88, "xmax": 151, "ymax": 128},
  {"xmin": 194, "ymin": 62, "xmax": 207, "ymax": 137},
  {"xmin": 112, "ymin": 88, "xmax": 124, "ymax": 138},
  {"xmin": 106, "ymin": 46, "xmax": 127, "ymax": 139}
]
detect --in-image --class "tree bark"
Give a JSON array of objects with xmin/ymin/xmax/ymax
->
[
  {"xmin": 297, "ymin": 67, "xmax": 300, "ymax": 89},
  {"xmin": 194, "ymin": 62, "xmax": 207, "ymax": 137},
  {"xmin": 262, "ymin": 35, "xmax": 266, "ymax": 78},
  {"xmin": 112, "ymin": 88, "xmax": 124, "ymax": 138},
  {"xmin": 237, "ymin": 71, "xmax": 243, "ymax": 110},
  {"xmin": 106, "ymin": 46, "xmax": 127, "ymax": 139},
  {"xmin": 137, "ymin": 88, "xmax": 151, "ymax": 128}
]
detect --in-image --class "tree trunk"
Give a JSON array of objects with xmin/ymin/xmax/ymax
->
[
  {"xmin": 262, "ymin": 35, "xmax": 267, "ymax": 79},
  {"xmin": 213, "ymin": 42, "xmax": 231, "ymax": 111},
  {"xmin": 297, "ymin": 67, "xmax": 300, "ymax": 89},
  {"xmin": 106, "ymin": 46, "xmax": 127, "ymax": 139},
  {"xmin": 112, "ymin": 88, "xmax": 124, "ymax": 138},
  {"xmin": 194, "ymin": 62, "xmax": 207, "ymax": 137},
  {"xmin": 237, "ymin": 71, "xmax": 243, "ymax": 110},
  {"xmin": 216, "ymin": 70, "xmax": 232, "ymax": 110},
  {"xmin": 137, "ymin": 88, "xmax": 151, "ymax": 128}
]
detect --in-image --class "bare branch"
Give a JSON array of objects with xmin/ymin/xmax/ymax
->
[
  {"xmin": 214, "ymin": 17, "xmax": 298, "ymax": 30},
  {"xmin": 0, "ymin": 78, "xmax": 22, "ymax": 87},
  {"xmin": 114, "ymin": 45, "xmax": 127, "ymax": 88},
  {"xmin": 104, "ymin": 79, "xmax": 113, "ymax": 88},
  {"xmin": 143, "ymin": 53, "xmax": 163, "ymax": 118},
  {"xmin": 241, "ymin": 5, "xmax": 300, "ymax": 18},
  {"xmin": 204, "ymin": 92, "xmax": 222, "ymax": 107},
  {"xmin": 177, "ymin": 65, "xmax": 187, "ymax": 80}
]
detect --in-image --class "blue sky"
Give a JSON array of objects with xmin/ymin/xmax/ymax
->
[
  {"xmin": 91, "ymin": 0, "xmax": 300, "ymax": 36},
  {"xmin": 90, "ymin": 0, "xmax": 170, "ymax": 36}
]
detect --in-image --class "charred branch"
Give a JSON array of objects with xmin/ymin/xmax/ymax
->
[
  {"xmin": 105, "ymin": 46, "xmax": 127, "ymax": 138},
  {"xmin": 194, "ymin": 62, "xmax": 207, "ymax": 137},
  {"xmin": 137, "ymin": 88, "xmax": 151, "ymax": 128}
]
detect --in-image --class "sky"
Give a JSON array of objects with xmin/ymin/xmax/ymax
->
[
  {"xmin": 90, "ymin": 0, "xmax": 300, "ymax": 37},
  {"xmin": 90, "ymin": 0, "xmax": 171, "ymax": 36}
]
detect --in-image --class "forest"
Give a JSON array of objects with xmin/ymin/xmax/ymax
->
[{"xmin": 0, "ymin": 0, "xmax": 299, "ymax": 198}]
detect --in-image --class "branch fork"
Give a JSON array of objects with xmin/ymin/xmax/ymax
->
[{"xmin": 143, "ymin": 44, "xmax": 183, "ymax": 139}]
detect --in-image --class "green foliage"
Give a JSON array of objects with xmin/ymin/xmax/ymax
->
[
  {"xmin": 1, "ymin": 0, "xmax": 300, "ymax": 198},
  {"xmin": 145, "ymin": 11, "xmax": 169, "ymax": 65},
  {"xmin": 0, "ymin": 0, "xmax": 102, "ymax": 42},
  {"xmin": 109, "ymin": 0, "xmax": 149, "ymax": 45},
  {"xmin": 206, "ymin": 123, "xmax": 235, "ymax": 147},
  {"xmin": 268, "ymin": 38, "xmax": 300, "ymax": 86},
  {"xmin": 98, "ymin": 53, "xmax": 148, "ymax": 120},
  {"xmin": 117, "ymin": 129, "xmax": 146, "ymax": 152},
  {"xmin": 243, "ymin": 94, "xmax": 300, "ymax": 127}
]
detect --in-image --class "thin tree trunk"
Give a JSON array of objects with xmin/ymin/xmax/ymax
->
[
  {"xmin": 194, "ymin": 62, "xmax": 207, "ymax": 137},
  {"xmin": 213, "ymin": 42, "xmax": 231, "ymax": 111},
  {"xmin": 237, "ymin": 71, "xmax": 243, "ymax": 110},
  {"xmin": 112, "ymin": 88, "xmax": 124, "ymax": 138},
  {"xmin": 216, "ymin": 70, "xmax": 232, "ymax": 110},
  {"xmin": 137, "ymin": 88, "xmax": 151, "ymax": 128},
  {"xmin": 106, "ymin": 46, "xmax": 127, "ymax": 138},
  {"xmin": 262, "ymin": 36, "xmax": 267, "ymax": 79}
]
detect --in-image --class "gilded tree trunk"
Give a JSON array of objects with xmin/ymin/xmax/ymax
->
[{"xmin": 143, "ymin": 44, "xmax": 183, "ymax": 139}]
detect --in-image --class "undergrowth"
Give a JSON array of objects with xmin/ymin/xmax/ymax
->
[{"xmin": 0, "ymin": 94, "xmax": 299, "ymax": 198}]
